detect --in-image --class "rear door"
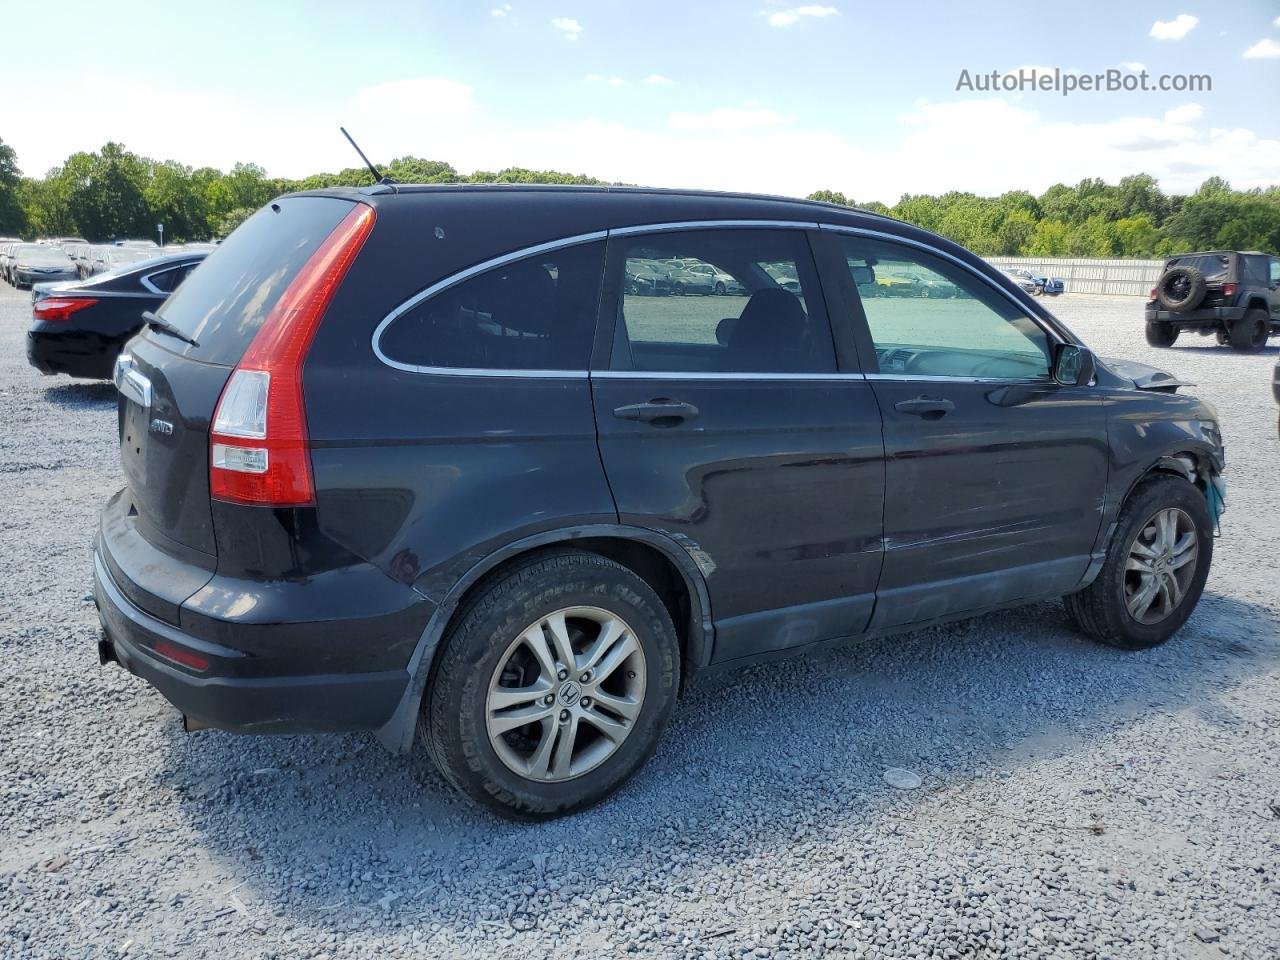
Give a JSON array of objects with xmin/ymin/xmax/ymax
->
[
  {"xmin": 591, "ymin": 225, "xmax": 885, "ymax": 663},
  {"xmin": 821, "ymin": 229, "xmax": 1108, "ymax": 629}
]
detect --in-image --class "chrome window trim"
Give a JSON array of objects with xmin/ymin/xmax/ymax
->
[
  {"xmin": 139, "ymin": 268, "xmax": 172, "ymax": 296},
  {"xmin": 817, "ymin": 223, "xmax": 1067, "ymax": 347}
]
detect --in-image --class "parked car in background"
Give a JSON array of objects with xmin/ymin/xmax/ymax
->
[
  {"xmin": 0, "ymin": 241, "xmax": 21, "ymax": 283},
  {"xmin": 679, "ymin": 259, "xmax": 744, "ymax": 295},
  {"xmin": 27, "ymin": 250, "xmax": 208, "ymax": 379},
  {"xmin": 625, "ymin": 258, "xmax": 673, "ymax": 296},
  {"xmin": 92, "ymin": 185, "xmax": 1224, "ymax": 820},
  {"xmin": 1004, "ymin": 268, "xmax": 1065, "ymax": 296},
  {"xmin": 1145, "ymin": 251, "xmax": 1280, "ymax": 352},
  {"xmin": 89, "ymin": 245, "xmax": 156, "ymax": 277},
  {"xmin": 659, "ymin": 259, "xmax": 716, "ymax": 296},
  {"xmin": 10, "ymin": 244, "xmax": 78, "ymax": 288}
]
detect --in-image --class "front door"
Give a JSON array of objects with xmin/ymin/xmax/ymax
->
[
  {"xmin": 591, "ymin": 226, "xmax": 885, "ymax": 662},
  {"xmin": 824, "ymin": 230, "xmax": 1110, "ymax": 630}
]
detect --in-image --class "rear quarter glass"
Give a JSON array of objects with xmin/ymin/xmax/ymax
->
[{"xmin": 154, "ymin": 197, "xmax": 357, "ymax": 366}]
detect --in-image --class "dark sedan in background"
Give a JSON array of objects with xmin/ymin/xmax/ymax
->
[
  {"xmin": 10, "ymin": 244, "xmax": 78, "ymax": 288},
  {"xmin": 27, "ymin": 251, "xmax": 208, "ymax": 379}
]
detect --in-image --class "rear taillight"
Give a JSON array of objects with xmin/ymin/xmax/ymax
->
[
  {"xmin": 1222, "ymin": 282, "xmax": 1237, "ymax": 298},
  {"xmin": 209, "ymin": 203, "xmax": 375, "ymax": 506},
  {"xmin": 33, "ymin": 297, "xmax": 97, "ymax": 322},
  {"xmin": 1148, "ymin": 287, "xmax": 1158, "ymax": 301}
]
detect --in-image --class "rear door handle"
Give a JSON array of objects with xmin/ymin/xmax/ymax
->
[
  {"xmin": 894, "ymin": 396, "xmax": 955, "ymax": 419},
  {"xmin": 612, "ymin": 399, "xmax": 699, "ymax": 425}
]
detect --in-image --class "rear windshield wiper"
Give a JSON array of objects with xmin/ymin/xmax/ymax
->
[{"xmin": 142, "ymin": 310, "xmax": 199, "ymax": 347}]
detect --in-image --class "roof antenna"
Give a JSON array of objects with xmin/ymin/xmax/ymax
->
[{"xmin": 340, "ymin": 126, "xmax": 397, "ymax": 186}]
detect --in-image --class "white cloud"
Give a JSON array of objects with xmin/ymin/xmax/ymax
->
[
  {"xmin": 1163, "ymin": 102, "xmax": 1203, "ymax": 123},
  {"xmin": 1150, "ymin": 14, "xmax": 1198, "ymax": 40},
  {"xmin": 1275, "ymin": 15, "xmax": 1280, "ymax": 27},
  {"xmin": 6, "ymin": 75, "xmax": 1278, "ymax": 206},
  {"xmin": 490, "ymin": 4, "xmax": 512, "ymax": 16},
  {"xmin": 668, "ymin": 107, "xmax": 794, "ymax": 134},
  {"xmin": 551, "ymin": 16, "xmax": 582, "ymax": 40},
  {"xmin": 1119, "ymin": 61, "xmax": 1147, "ymax": 72},
  {"xmin": 1243, "ymin": 37, "xmax": 1280, "ymax": 59},
  {"xmin": 644, "ymin": 74, "xmax": 674, "ymax": 85},
  {"xmin": 765, "ymin": 5, "xmax": 838, "ymax": 28}
]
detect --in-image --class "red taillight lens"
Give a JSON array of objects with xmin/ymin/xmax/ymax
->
[
  {"xmin": 1148, "ymin": 287, "xmax": 1158, "ymax": 301},
  {"xmin": 209, "ymin": 203, "xmax": 376, "ymax": 506},
  {"xmin": 1222, "ymin": 282, "xmax": 1237, "ymax": 298},
  {"xmin": 33, "ymin": 297, "xmax": 97, "ymax": 322}
]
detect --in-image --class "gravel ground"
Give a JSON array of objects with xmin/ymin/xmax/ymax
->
[{"xmin": 1, "ymin": 286, "xmax": 1277, "ymax": 960}]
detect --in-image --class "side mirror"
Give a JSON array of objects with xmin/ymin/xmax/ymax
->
[{"xmin": 1053, "ymin": 343, "xmax": 1095, "ymax": 386}]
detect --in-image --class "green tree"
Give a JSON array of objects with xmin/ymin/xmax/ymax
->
[
  {"xmin": 0, "ymin": 136, "xmax": 24, "ymax": 235},
  {"xmin": 807, "ymin": 189, "xmax": 849, "ymax": 205}
]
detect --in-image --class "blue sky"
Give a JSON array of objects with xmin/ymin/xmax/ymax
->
[{"xmin": 3, "ymin": 0, "xmax": 1278, "ymax": 201}]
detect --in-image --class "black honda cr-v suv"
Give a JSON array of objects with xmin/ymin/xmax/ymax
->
[{"xmin": 94, "ymin": 185, "xmax": 1226, "ymax": 818}]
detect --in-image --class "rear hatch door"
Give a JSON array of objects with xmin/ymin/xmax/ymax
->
[{"xmin": 109, "ymin": 196, "xmax": 360, "ymax": 620}]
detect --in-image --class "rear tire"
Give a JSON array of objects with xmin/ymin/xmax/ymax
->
[
  {"xmin": 1144, "ymin": 322, "xmax": 1178, "ymax": 347},
  {"xmin": 421, "ymin": 550, "xmax": 680, "ymax": 820},
  {"xmin": 1064, "ymin": 474, "xmax": 1212, "ymax": 650},
  {"xmin": 1229, "ymin": 309, "xmax": 1269, "ymax": 352}
]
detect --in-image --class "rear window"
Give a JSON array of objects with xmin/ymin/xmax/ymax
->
[
  {"xmin": 155, "ymin": 197, "xmax": 355, "ymax": 365},
  {"xmin": 1167, "ymin": 254, "xmax": 1230, "ymax": 281}
]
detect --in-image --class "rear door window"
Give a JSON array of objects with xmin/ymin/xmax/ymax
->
[
  {"xmin": 610, "ymin": 229, "xmax": 835, "ymax": 373},
  {"xmin": 377, "ymin": 241, "xmax": 605, "ymax": 372},
  {"xmin": 155, "ymin": 197, "xmax": 357, "ymax": 366}
]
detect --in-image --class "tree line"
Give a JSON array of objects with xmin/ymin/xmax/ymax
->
[
  {"xmin": 1, "ymin": 137, "xmax": 1276, "ymax": 256},
  {"xmin": 808, "ymin": 176, "xmax": 1280, "ymax": 258}
]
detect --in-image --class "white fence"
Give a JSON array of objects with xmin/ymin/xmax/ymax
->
[{"xmin": 985, "ymin": 257, "xmax": 1164, "ymax": 297}]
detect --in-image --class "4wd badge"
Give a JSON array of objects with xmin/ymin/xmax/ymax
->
[{"xmin": 149, "ymin": 418, "xmax": 175, "ymax": 436}]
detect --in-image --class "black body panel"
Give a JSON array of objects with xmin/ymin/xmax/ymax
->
[{"xmin": 89, "ymin": 184, "xmax": 1225, "ymax": 749}]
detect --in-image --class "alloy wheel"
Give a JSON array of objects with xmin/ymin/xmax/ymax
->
[
  {"xmin": 486, "ymin": 606, "xmax": 646, "ymax": 782},
  {"xmin": 1124, "ymin": 507, "xmax": 1198, "ymax": 625}
]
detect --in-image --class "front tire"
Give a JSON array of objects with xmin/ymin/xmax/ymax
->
[
  {"xmin": 1064, "ymin": 474, "xmax": 1212, "ymax": 650},
  {"xmin": 1145, "ymin": 321, "xmax": 1178, "ymax": 347},
  {"xmin": 422, "ymin": 550, "xmax": 680, "ymax": 820}
]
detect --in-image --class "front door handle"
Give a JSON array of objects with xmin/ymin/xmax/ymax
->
[
  {"xmin": 894, "ymin": 396, "xmax": 955, "ymax": 419},
  {"xmin": 613, "ymin": 399, "xmax": 699, "ymax": 425}
]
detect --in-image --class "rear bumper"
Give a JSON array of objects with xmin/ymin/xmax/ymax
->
[
  {"xmin": 1145, "ymin": 306, "xmax": 1247, "ymax": 324},
  {"xmin": 93, "ymin": 534, "xmax": 423, "ymax": 735},
  {"xmin": 27, "ymin": 329, "xmax": 120, "ymax": 379}
]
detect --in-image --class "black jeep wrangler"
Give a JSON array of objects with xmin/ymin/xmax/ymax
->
[{"xmin": 1145, "ymin": 251, "xmax": 1280, "ymax": 352}]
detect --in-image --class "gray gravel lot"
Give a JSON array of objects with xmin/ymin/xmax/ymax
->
[{"xmin": 1, "ymin": 286, "xmax": 1277, "ymax": 959}]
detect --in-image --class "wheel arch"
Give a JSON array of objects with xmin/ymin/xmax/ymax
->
[
  {"xmin": 373, "ymin": 524, "xmax": 714, "ymax": 754},
  {"xmin": 1080, "ymin": 442, "xmax": 1219, "ymax": 591}
]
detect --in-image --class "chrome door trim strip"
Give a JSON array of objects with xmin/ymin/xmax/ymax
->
[
  {"xmin": 863, "ymin": 373, "xmax": 1051, "ymax": 384},
  {"xmin": 593, "ymin": 370, "xmax": 866, "ymax": 381}
]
